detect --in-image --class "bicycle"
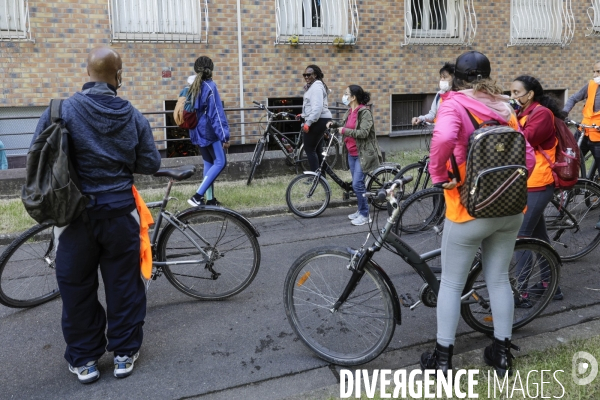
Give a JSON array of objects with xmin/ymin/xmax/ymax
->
[
  {"xmin": 392, "ymin": 121, "xmax": 434, "ymax": 199},
  {"xmin": 283, "ymin": 177, "xmax": 561, "ymax": 365},
  {"xmin": 285, "ymin": 129, "xmax": 400, "ymax": 218},
  {"xmin": 246, "ymin": 101, "xmax": 340, "ymax": 185},
  {"xmin": 0, "ymin": 165, "xmax": 261, "ymax": 308},
  {"xmin": 543, "ymin": 178, "xmax": 600, "ymax": 261}
]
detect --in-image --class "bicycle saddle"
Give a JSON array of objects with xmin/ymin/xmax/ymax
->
[{"xmin": 153, "ymin": 165, "xmax": 197, "ymax": 181}]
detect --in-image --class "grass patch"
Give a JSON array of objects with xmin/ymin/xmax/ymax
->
[
  {"xmin": 330, "ymin": 336, "xmax": 600, "ymax": 399},
  {"xmin": 0, "ymin": 150, "xmax": 428, "ymax": 236}
]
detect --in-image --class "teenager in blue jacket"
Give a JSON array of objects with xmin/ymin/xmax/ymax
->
[{"xmin": 187, "ymin": 56, "xmax": 230, "ymax": 206}]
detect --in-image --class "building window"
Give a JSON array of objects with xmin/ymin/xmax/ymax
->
[
  {"xmin": 509, "ymin": 0, "xmax": 574, "ymax": 47},
  {"xmin": 391, "ymin": 94, "xmax": 439, "ymax": 135},
  {"xmin": 403, "ymin": 0, "xmax": 476, "ymax": 46},
  {"xmin": 108, "ymin": 0, "xmax": 208, "ymax": 43},
  {"xmin": 0, "ymin": 0, "xmax": 31, "ymax": 41},
  {"xmin": 587, "ymin": 0, "xmax": 600, "ymax": 36},
  {"xmin": 276, "ymin": 0, "xmax": 359, "ymax": 45},
  {"xmin": 0, "ymin": 106, "xmax": 46, "ymax": 168}
]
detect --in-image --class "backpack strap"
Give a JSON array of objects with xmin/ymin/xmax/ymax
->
[{"xmin": 50, "ymin": 99, "xmax": 63, "ymax": 124}]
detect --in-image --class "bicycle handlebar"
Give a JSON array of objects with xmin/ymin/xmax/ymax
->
[
  {"xmin": 372, "ymin": 176, "xmax": 414, "ymax": 202},
  {"xmin": 253, "ymin": 101, "xmax": 295, "ymax": 120},
  {"xmin": 565, "ymin": 119, "xmax": 600, "ymax": 131}
]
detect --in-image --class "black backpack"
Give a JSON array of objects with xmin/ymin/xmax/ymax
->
[
  {"xmin": 451, "ymin": 108, "xmax": 528, "ymax": 219},
  {"xmin": 21, "ymin": 99, "xmax": 89, "ymax": 227}
]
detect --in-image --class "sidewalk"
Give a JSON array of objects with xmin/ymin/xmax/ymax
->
[{"xmin": 190, "ymin": 303, "xmax": 600, "ymax": 400}]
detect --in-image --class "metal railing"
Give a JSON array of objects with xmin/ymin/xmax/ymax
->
[
  {"xmin": 508, "ymin": 0, "xmax": 575, "ymax": 47},
  {"xmin": 0, "ymin": 104, "xmax": 350, "ymax": 158}
]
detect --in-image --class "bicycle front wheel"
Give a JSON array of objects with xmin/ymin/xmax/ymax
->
[
  {"xmin": 247, "ymin": 141, "xmax": 265, "ymax": 185},
  {"xmin": 544, "ymin": 180, "xmax": 600, "ymax": 261},
  {"xmin": 395, "ymin": 162, "xmax": 431, "ymax": 199},
  {"xmin": 284, "ymin": 247, "xmax": 396, "ymax": 366},
  {"xmin": 461, "ymin": 240, "xmax": 560, "ymax": 334},
  {"xmin": 286, "ymin": 174, "xmax": 331, "ymax": 218},
  {"xmin": 158, "ymin": 209, "xmax": 260, "ymax": 300},
  {"xmin": 366, "ymin": 165, "xmax": 400, "ymax": 210},
  {"xmin": 0, "ymin": 223, "xmax": 60, "ymax": 308}
]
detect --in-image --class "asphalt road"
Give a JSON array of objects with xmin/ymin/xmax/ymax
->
[{"xmin": 1, "ymin": 206, "xmax": 599, "ymax": 400}]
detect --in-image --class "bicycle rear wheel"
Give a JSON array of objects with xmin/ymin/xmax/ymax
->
[
  {"xmin": 460, "ymin": 240, "xmax": 560, "ymax": 334},
  {"xmin": 394, "ymin": 187, "xmax": 445, "ymax": 234},
  {"xmin": 544, "ymin": 180, "xmax": 600, "ymax": 261},
  {"xmin": 283, "ymin": 247, "xmax": 396, "ymax": 366},
  {"xmin": 286, "ymin": 174, "xmax": 331, "ymax": 218},
  {"xmin": 0, "ymin": 223, "xmax": 60, "ymax": 308},
  {"xmin": 247, "ymin": 141, "xmax": 265, "ymax": 185},
  {"xmin": 158, "ymin": 209, "xmax": 260, "ymax": 300},
  {"xmin": 366, "ymin": 165, "xmax": 400, "ymax": 210},
  {"xmin": 395, "ymin": 162, "xmax": 431, "ymax": 199},
  {"xmin": 299, "ymin": 136, "xmax": 340, "ymax": 171}
]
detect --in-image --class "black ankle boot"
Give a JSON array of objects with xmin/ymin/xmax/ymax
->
[
  {"xmin": 483, "ymin": 337, "xmax": 520, "ymax": 378},
  {"xmin": 420, "ymin": 342, "xmax": 454, "ymax": 377}
]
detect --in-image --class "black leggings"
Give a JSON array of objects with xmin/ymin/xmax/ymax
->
[{"xmin": 303, "ymin": 118, "xmax": 331, "ymax": 172}]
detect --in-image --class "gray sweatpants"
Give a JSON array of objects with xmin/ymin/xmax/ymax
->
[{"xmin": 437, "ymin": 214, "xmax": 523, "ymax": 346}]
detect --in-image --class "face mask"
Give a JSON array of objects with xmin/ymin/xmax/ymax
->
[
  {"xmin": 439, "ymin": 80, "xmax": 451, "ymax": 93},
  {"xmin": 342, "ymin": 95, "xmax": 350, "ymax": 106},
  {"xmin": 509, "ymin": 98, "xmax": 522, "ymax": 112},
  {"xmin": 594, "ymin": 76, "xmax": 600, "ymax": 85}
]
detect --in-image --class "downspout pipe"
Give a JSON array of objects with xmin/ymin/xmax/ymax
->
[{"xmin": 236, "ymin": 0, "xmax": 245, "ymax": 144}]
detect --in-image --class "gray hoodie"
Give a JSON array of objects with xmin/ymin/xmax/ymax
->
[{"xmin": 301, "ymin": 80, "xmax": 332, "ymax": 126}]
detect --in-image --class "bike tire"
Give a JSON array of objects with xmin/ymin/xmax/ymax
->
[
  {"xmin": 283, "ymin": 247, "xmax": 396, "ymax": 366},
  {"xmin": 366, "ymin": 166, "xmax": 400, "ymax": 210},
  {"xmin": 286, "ymin": 174, "xmax": 331, "ymax": 218},
  {"xmin": 544, "ymin": 180, "xmax": 600, "ymax": 261},
  {"xmin": 247, "ymin": 141, "xmax": 265, "ymax": 185},
  {"xmin": 393, "ymin": 187, "xmax": 445, "ymax": 235},
  {"xmin": 158, "ymin": 209, "xmax": 260, "ymax": 300},
  {"xmin": 395, "ymin": 162, "xmax": 431, "ymax": 200},
  {"xmin": 460, "ymin": 240, "xmax": 560, "ymax": 334},
  {"xmin": 0, "ymin": 223, "xmax": 60, "ymax": 308}
]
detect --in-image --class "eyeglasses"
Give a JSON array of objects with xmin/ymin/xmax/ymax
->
[{"xmin": 302, "ymin": 73, "xmax": 314, "ymax": 78}]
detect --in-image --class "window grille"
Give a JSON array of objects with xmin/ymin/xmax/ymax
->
[
  {"xmin": 391, "ymin": 94, "xmax": 426, "ymax": 132},
  {"xmin": 275, "ymin": 0, "xmax": 359, "ymax": 45},
  {"xmin": 108, "ymin": 0, "xmax": 208, "ymax": 43},
  {"xmin": 509, "ymin": 0, "xmax": 574, "ymax": 47},
  {"xmin": 587, "ymin": 0, "xmax": 600, "ymax": 36},
  {"xmin": 0, "ymin": 0, "xmax": 31, "ymax": 41},
  {"xmin": 403, "ymin": 0, "xmax": 476, "ymax": 46}
]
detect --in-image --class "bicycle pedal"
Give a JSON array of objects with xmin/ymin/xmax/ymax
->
[
  {"xmin": 342, "ymin": 192, "xmax": 350, "ymax": 200},
  {"xmin": 399, "ymin": 293, "xmax": 415, "ymax": 308}
]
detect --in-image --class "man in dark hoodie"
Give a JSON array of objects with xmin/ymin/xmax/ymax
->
[{"xmin": 32, "ymin": 47, "xmax": 161, "ymax": 384}]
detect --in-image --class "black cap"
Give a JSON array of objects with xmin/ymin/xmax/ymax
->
[{"xmin": 454, "ymin": 51, "xmax": 491, "ymax": 83}]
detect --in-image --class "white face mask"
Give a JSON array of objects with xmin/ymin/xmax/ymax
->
[
  {"xmin": 594, "ymin": 76, "xmax": 600, "ymax": 85},
  {"xmin": 342, "ymin": 95, "xmax": 350, "ymax": 106},
  {"xmin": 439, "ymin": 80, "xmax": 451, "ymax": 93}
]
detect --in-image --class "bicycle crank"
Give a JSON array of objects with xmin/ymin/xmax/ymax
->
[{"xmin": 418, "ymin": 280, "xmax": 439, "ymax": 308}]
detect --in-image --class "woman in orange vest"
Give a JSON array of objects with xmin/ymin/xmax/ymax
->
[
  {"xmin": 420, "ymin": 51, "xmax": 536, "ymax": 378},
  {"xmin": 510, "ymin": 75, "xmax": 565, "ymax": 303}
]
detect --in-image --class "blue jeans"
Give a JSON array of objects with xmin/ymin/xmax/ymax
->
[{"xmin": 348, "ymin": 155, "xmax": 368, "ymax": 217}]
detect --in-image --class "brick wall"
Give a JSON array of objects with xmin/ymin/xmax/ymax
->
[{"xmin": 0, "ymin": 0, "xmax": 597, "ymax": 143}]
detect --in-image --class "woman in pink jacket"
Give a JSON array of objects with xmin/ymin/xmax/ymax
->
[{"xmin": 420, "ymin": 51, "xmax": 536, "ymax": 378}]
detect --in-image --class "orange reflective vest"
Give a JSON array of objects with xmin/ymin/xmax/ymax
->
[
  {"xmin": 582, "ymin": 80, "xmax": 600, "ymax": 142},
  {"xmin": 443, "ymin": 111, "xmax": 522, "ymax": 223},
  {"xmin": 132, "ymin": 185, "xmax": 154, "ymax": 280},
  {"xmin": 519, "ymin": 107, "xmax": 557, "ymax": 189}
]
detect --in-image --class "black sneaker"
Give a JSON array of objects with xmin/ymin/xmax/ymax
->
[
  {"xmin": 187, "ymin": 194, "xmax": 205, "ymax": 207},
  {"xmin": 206, "ymin": 198, "xmax": 221, "ymax": 206},
  {"xmin": 528, "ymin": 282, "xmax": 563, "ymax": 300}
]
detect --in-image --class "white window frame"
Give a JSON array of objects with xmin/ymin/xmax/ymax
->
[
  {"xmin": 276, "ymin": 0, "xmax": 359, "ymax": 45},
  {"xmin": 586, "ymin": 0, "xmax": 600, "ymax": 36},
  {"xmin": 0, "ymin": 0, "xmax": 31, "ymax": 41},
  {"xmin": 509, "ymin": 0, "xmax": 574, "ymax": 47},
  {"xmin": 403, "ymin": 0, "xmax": 476, "ymax": 46},
  {"xmin": 108, "ymin": 0, "xmax": 208, "ymax": 43}
]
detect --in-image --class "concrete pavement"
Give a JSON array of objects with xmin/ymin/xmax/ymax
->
[{"xmin": 1, "ymin": 206, "xmax": 599, "ymax": 399}]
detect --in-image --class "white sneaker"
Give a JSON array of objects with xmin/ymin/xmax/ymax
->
[
  {"xmin": 114, "ymin": 352, "xmax": 139, "ymax": 378},
  {"xmin": 69, "ymin": 360, "xmax": 100, "ymax": 384},
  {"xmin": 348, "ymin": 211, "xmax": 361, "ymax": 220},
  {"xmin": 351, "ymin": 215, "xmax": 372, "ymax": 226}
]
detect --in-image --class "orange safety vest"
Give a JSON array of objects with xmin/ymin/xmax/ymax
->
[
  {"xmin": 433, "ymin": 96, "xmax": 443, "ymax": 123},
  {"xmin": 582, "ymin": 80, "xmax": 600, "ymax": 142},
  {"xmin": 519, "ymin": 106, "xmax": 557, "ymax": 189},
  {"xmin": 443, "ymin": 110, "xmax": 522, "ymax": 223},
  {"xmin": 132, "ymin": 185, "xmax": 154, "ymax": 280}
]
